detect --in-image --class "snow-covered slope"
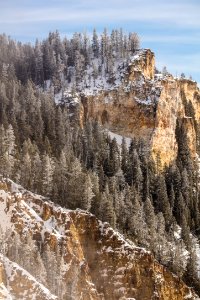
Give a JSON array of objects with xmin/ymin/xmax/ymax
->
[
  {"xmin": 0, "ymin": 254, "xmax": 57, "ymax": 300},
  {"xmin": 0, "ymin": 178, "xmax": 199, "ymax": 300},
  {"xmin": 55, "ymin": 49, "xmax": 160, "ymax": 105}
]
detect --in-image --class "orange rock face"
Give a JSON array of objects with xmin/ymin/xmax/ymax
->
[
  {"xmin": 73, "ymin": 49, "xmax": 200, "ymax": 168},
  {"xmin": 0, "ymin": 179, "xmax": 198, "ymax": 299}
]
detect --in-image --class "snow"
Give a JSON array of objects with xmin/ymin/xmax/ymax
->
[
  {"xmin": 174, "ymin": 225, "xmax": 181, "ymax": 240},
  {"xmin": 45, "ymin": 80, "xmax": 51, "ymax": 90},
  {"xmin": 106, "ymin": 130, "xmax": 132, "ymax": 147},
  {"xmin": 98, "ymin": 219, "xmax": 147, "ymax": 260},
  {"xmin": 0, "ymin": 254, "xmax": 57, "ymax": 300},
  {"xmin": 54, "ymin": 90, "xmax": 63, "ymax": 104},
  {"xmin": 155, "ymin": 73, "xmax": 163, "ymax": 80},
  {"xmin": 41, "ymin": 216, "xmax": 63, "ymax": 241},
  {"xmin": 54, "ymin": 49, "xmax": 155, "ymax": 104},
  {"xmin": 0, "ymin": 176, "xmax": 199, "ymax": 299},
  {"xmin": 0, "ymin": 190, "xmax": 13, "ymax": 233},
  {"xmin": 22, "ymin": 200, "xmax": 42, "ymax": 222},
  {"xmin": 195, "ymin": 241, "xmax": 200, "ymax": 278},
  {"xmin": 184, "ymin": 290, "xmax": 195, "ymax": 299},
  {"xmin": 60, "ymin": 90, "xmax": 80, "ymax": 107},
  {"xmin": 0, "ymin": 282, "xmax": 12, "ymax": 300},
  {"xmin": 174, "ymin": 215, "xmax": 200, "ymax": 280},
  {"xmin": 0, "ymin": 178, "xmax": 70, "ymax": 243},
  {"xmin": 116, "ymin": 286, "xmax": 126, "ymax": 293},
  {"xmin": 105, "ymin": 246, "xmax": 114, "ymax": 253},
  {"xmin": 135, "ymin": 96, "xmax": 152, "ymax": 106},
  {"xmin": 9, "ymin": 180, "xmax": 23, "ymax": 194}
]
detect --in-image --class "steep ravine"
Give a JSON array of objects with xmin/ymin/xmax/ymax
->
[{"xmin": 0, "ymin": 179, "xmax": 199, "ymax": 300}]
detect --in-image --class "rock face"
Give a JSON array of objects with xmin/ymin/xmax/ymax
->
[
  {"xmin": 151, "ymin": 79, "xmax": 199, "ymax": 166},
  {"xmin": 0, "ymin": 178, "xmax": 199, "ymax": 300},
  {"xmin": 69, "ymin": 49, "xmax": 200, "ymax": 168},
  {"xmin": 0, "ymin": 255, "xmax": 57, "ymax": 300}
]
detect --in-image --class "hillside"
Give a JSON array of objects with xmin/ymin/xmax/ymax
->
[
  {"xmin": 0, "ymin": 178, "xmax": 199, "ymax": 300},
  {"xmin": 0, "ymin": 254, "xmax": 57, "ymax": 300},
  {"xmin": 58, "ymin": 48, "xmax": 200, "ymax": 168},
  {"xmin": 1, "ymin": 30, "xmax": 200, "ymax": 298}
]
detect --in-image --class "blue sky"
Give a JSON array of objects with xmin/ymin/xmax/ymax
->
[{"xmin": 0, "ymin": 0, "xmax": 200, "ymax": 83}]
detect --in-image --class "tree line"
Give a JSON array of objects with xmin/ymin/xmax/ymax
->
[
  {"xmin": 0, "ymin": 29, "xmax": 140, "ymax": 92},
  {"xmin": 0, "ymin": 31, "xmax": 200, "ymax": 293}
]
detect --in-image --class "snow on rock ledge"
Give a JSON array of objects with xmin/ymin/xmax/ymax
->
[
  {"xmin": 0, "ymin": 178, "xmax": 199, "ymax": 300},
  {"xmin": 0, "ymin": 254, "xmax": 57, "ymax": 300},
  {"xmin": 64, "ymin": 48, "xmax": 200, "ymax": 169}
]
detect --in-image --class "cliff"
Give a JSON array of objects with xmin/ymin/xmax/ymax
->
[
  {"xmin": 0, "ymin": 254, "xmax": 57, "ymax": 300},
  {"xmin": 63, "ymin": 49, "xmax": 200, "ymax": 168},
  {"xmin": 0, "ymin": 178, "xmax": 199, "ymax": 300}
]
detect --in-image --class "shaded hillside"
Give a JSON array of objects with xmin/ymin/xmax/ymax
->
[{"xmin": 1, "ymin": 31, "xmax": 200, "ymax": 296}]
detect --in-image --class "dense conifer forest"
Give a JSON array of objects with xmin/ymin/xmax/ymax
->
[{"xmin": 1, "ymin": 30, "xmax": 200, "ymax": 293}]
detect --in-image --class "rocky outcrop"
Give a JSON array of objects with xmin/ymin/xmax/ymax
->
[
  {"xmin": 71, "ymin": 211, "xmax": 199, "ymax": 300},
  {"xmin": 0, "ymin": 178, "xmax": 199, "ymax": 300},
  {"xmin": 0, "ymin": 254, "xmax": 57, "ymax": 300},
  {"xmin": 67, "ymin": 49, "xmax": 200, "ymax": 168},
  {"xmin": 151, "ymin": 78, "xmax": 199, "ymax": 166},
  {"xmin": 79, "ymin": 49, "xmax": 158, "ymax": 145}
]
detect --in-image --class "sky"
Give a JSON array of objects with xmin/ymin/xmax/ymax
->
[{"xmin": 0, "ymin": 0, "xmax": 200, "ymax": 83}]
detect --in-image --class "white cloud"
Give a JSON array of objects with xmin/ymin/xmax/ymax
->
[
  {"xmin": 0, "ymin": 0, "xmax": 199, "ymax": 29},
  {"xmin": 141, "ymin": 34, "xmax": 200, "ymax": 45},
  {"xmin": 0, "ymin": 0, "xmax": 199, "ymax": 82}
]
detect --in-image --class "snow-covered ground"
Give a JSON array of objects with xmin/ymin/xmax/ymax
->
[
  {"xmin": 0, "ymin": 254, "xmax": 57, "ymax": 300},
  {"xmin": 53, "ymin": 49, "xmax": 162, "ymax": 105},
  {"xmin": 106, "ymin": 129, "xmax": 132, "ymax": 147}
]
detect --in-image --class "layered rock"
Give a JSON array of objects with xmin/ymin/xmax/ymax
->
[
  {"xmin": 0, "ymin": 178, "xmax": 199, "ymax": 300},
  {"xmin": 80, "ymin": 49, "xmax": 159, "ymax": 146},
  {"xmin": 151, "ymin": 78, "xmax": 199, "ymax": 166},
  {"xmin": 65, "ymin": 49, "xmax": 200, "ymax": 167}
]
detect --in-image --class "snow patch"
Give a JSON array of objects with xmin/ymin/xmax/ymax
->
[
  {"xmin": 106, "ymin": 130, "xmax": 132, "ymax": 147},
  {"xmin": 0, "ymin": 254, "xmax": 57, "ymax": 300},
  {"xmin": 0, "ymin": 282, "xmax": 12, "ymax": 300},
  {"xmin": 54, "ymin": 90, "xmax": 63, "ymax": 104}
]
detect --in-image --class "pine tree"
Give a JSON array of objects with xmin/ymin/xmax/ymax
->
[
  {"xmin": 42, "ymin": 244, "xmax": 57, "ymax": 294},
  {"xmin": 100, "ymin": 185, "xmax": 116, "ymax": 228},
  {"xmin": 0, "ymin": 124, "xmax": 16, "ymax": 177},
  {"xmin": 19, "ymin": 152, "xmax": 32, "ymax": 189},
  {"xmin": 31, "ymin": 151, "xmax": 42, "ymax": 193},
  {"xmin": 81, "ymin": 173, "xmax": 94, "ymax": 211},
  {"xmin": 170, "ymin": 239, "xmax": 188, "ymax": 278},
  {"xmin": 129, "ymin": 187, "xmax": 148, "ymax": 246},
  {"xmin": 154, "ymin": 174, "xmax": 172, "ymax": 228},
  {"xmin": 67, "ymin": 158, "xmax": 85, "ymax": 209},
  {"xmin": 132, "ymin": 150, "xmax": 143, "ymax": 193},
  {"xmin": 41, "ymin": 154, "xmax": 55, "ymax": 197},
  {"xmin": 92, "ymin": 29, "xmax": 99, "ymax": 58},
  {"xmin": 121, "ymin": 137, "xmax": 129, "ymax": 175},
  {"xmin": 74, "ymin": 50, "xmax": 85, "ymax": 84},
  {"xmin": 34, "ymin": 250, "xmax": 47, "ymax": 285},
  {"xmin": 34, "ymin": 40, "xmax": 44, "ymax": 85},
  {"xmin": 128, "ymin": 32, "xmax": 140, "ymax": 53}
]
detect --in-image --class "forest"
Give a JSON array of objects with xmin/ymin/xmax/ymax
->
[{"xmin": 0, "ymin": 29, "xmax": 200, "ymax": 294}]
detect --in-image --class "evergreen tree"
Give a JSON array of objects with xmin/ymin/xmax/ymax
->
[
  {"xmin": 41, "ymin": 154, "xmax": 55, "ymax": 197},
  {"xmin": 92, "ymin": 29, "xmax": 99, "ymax": 58}
]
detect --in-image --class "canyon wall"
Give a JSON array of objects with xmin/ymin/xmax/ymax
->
[
  {"xmin": 0, "ymin": 179, "xmax": 198, "ymax": 300},
  {"xmin": 73, "ymin": 49, "xmax": 200, "ymax": 167}
]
